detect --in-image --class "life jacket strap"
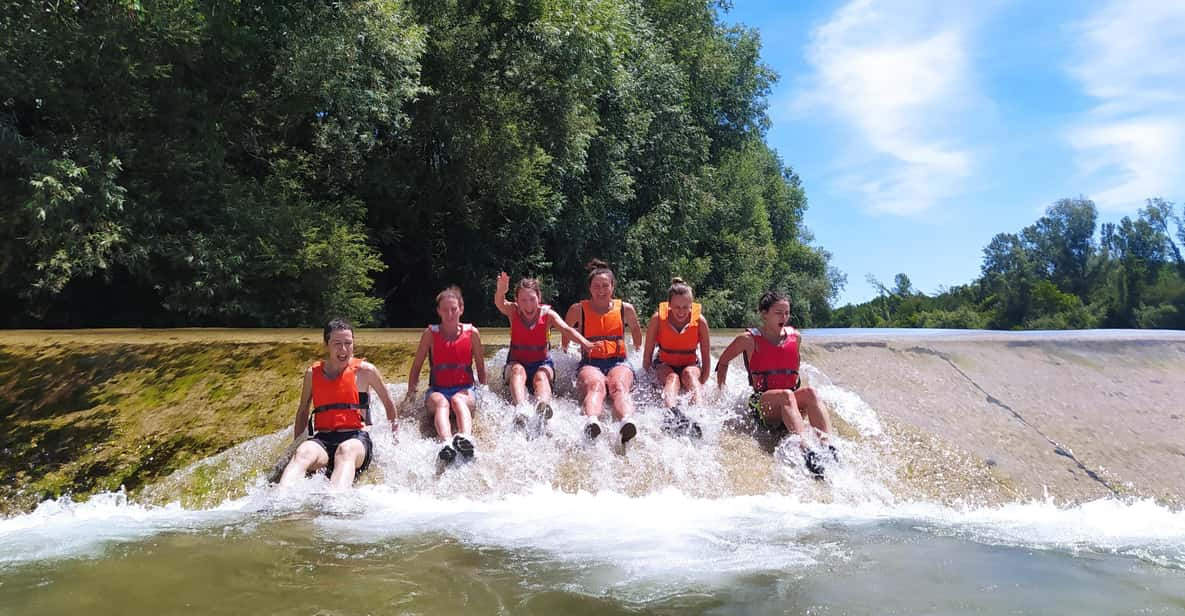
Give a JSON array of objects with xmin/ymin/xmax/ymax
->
[
  {"xmin": 431, "ymin": 363, "xmax": 472, "ymax": 372},
  {"xmin": 510, "ymin": 343, "xmax": 548, "ymax": 351},
  {"xmin": 307, "ymin": 401, "xmax": 367, "ymax": 436},
  {"xmin": 312, "ymin": 402, "xmax": 368, "ymax": 414}
]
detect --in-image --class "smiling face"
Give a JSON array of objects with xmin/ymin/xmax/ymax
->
[
  {"xmin": 760, "ymin": 299, "xmax": 791, "ymax": 330},
  {"xmin": 436, "ymin": 295, "xmax": 464, "ymax": 327},
  {"xmin": 516, "ymin": 285, "xmax": 541, "ymax": 316},
  {"xmin": 588, "ymin": 273, "xmax": 614, "ymax": 303},
  {"xmin": 668, "ymin": 293, "xmax": 693, "ymax": 323},
  {"xmin": 324, "ymin": 328, "xmax": 355, "ymax": 371}
]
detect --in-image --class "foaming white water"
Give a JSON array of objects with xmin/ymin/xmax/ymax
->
[
  {"xmin": 0, "ymin": 490, "xmax": 251, "ymax": 566},
  {"xmin": 4, "ymin": 484, "xmax": 1185, "ymax": 573},
  {"xmin": 801, "ymin": 364, "xmax": 883, "ymax": 437},
  {"xmin": 898, "ymin": 497, "xmax": 1185, "ymax": 567},
  {"xmin": 4, "ymin": 348, "xmax": 1183, "ymax": 576}
]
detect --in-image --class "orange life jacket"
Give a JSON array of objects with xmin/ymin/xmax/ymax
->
[
  {"xmin": 580, "ymin": 299, "xmax": 626, "ymax": 360},
  {"xmin": 743, "ymin": 327, "xmax": 801, "ymax": 392},
  {"xmin": 656, "ymin": 301, "xmax": 702, "ymax": 367},
  {"xmin": 429, "ymin": 324, "xmax": 476, "ymax": 388},
  {"xmin": 309, "ymin": 357, "xmax": 367, "ymax": 434},
  {"xmin": 509, "ymin": 305, "xmax": 550, "ymax": 364}
]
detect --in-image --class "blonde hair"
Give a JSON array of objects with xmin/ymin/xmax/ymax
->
[{"xmin": 435, "ymin": 285, "xmax": 464, "ymax": 307}]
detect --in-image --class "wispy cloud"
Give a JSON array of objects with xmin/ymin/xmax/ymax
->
[
  {"xmin": 1066, "ymin": 1, "xmax": 1185, "ymax": 211},
  {"xmin": 793, "ymin": 0, "xmax": 988, "ymax": 216}
]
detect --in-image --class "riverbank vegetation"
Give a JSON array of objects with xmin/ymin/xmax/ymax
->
[
  {"xmin": 2, "ymin": 0, "xmax": 840, "ymax": 329},
  {"xmin": 828, "ymin": 198, "xmax": 1185, "ymax": 330}
]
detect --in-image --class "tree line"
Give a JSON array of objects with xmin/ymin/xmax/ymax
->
[
  {"xmin": 828, "ymin": 197, "xmax": 1185, "ymax": 330},
  {"xmin": 1, "ymin": 0, "xmax": 841, "ymax": 328}
]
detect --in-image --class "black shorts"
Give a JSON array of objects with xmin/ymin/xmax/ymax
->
[{"xmin": 310, "ymin": 430, "xmax": 373, "ymax": 477}]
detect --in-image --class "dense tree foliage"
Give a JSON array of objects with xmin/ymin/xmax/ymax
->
[
  {"xmin": 1, "ymin": 0, "xmax": 839, "ymax": 328},
  {"xmin": 829, "ymin": 197, "xmax": 1185, "ymax": 330}
]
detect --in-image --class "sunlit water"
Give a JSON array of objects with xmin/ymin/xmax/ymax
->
[{"xmin": 2, "ymin": 348, "xmax": 1184, "ymax": 615}]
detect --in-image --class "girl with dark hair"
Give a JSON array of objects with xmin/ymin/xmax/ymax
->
[
  {"xmin": 715, "ymin": 291, "xmax": 837, "ymax": 477},
  {"xmin": 563, "ymin": 259, "xmax": 644, "ymax": 445},
  {"xmin": 279, "ymin": 318, "xmax": 399, "ymax": 489},
  {"xmin": 493, "ymin": 271, "xmax": 595, "ymax": 427}
]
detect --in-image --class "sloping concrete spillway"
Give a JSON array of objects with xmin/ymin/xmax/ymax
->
[
  {"xmin": 802, "ymin": 329, "xmax": 1185, "ymax": 506},
  {"xmin": 3, "ymin": 330, "xmax": 1185, "ymax": 614}
]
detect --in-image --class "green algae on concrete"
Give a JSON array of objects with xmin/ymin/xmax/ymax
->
[{"xmin": 0, "ymin": 335, "xmax": 421, "ymax": 514}]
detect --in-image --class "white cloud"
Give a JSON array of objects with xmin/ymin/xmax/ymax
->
[
  {"xmin": 1066, "ymin": 1, "xmax": 1185, "ymax": 211},
  {"xmin": 794, "ymin": 0, "xmax": 987, "ymax": 216}
]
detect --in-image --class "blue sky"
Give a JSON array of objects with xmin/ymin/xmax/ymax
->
[{"xmin": 723, "ymin": 0, "xmax": 1185, "ymax": 305}]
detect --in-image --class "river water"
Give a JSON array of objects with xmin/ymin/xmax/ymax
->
[{"xmin": 2, "ymin": 346, "xmax": 1184, "ymax": 614}]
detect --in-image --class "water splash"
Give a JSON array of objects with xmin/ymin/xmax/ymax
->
[{"xmin": 3, "ymin": 348, "xmax": 1183, "ymax": 576}]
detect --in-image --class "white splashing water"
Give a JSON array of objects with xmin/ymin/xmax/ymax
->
[{"xmin": 2, "ymin": 349, "xmax": 1184, "ymax": 576}]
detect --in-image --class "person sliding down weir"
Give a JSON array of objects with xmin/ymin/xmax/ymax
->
[
  {"xmin": 563, "ymin": 259, "xmax": 644, "ymax": 446},
  {"xmin": 715, "ymin": 290, "xmax": 838, "ymax": 478},
  {"xmin": 642, "ymin": 277, "xmax": 712, "ymax": 439},
  {"xmin": 278, "ymin": 318, "xmax": 399, "ymax": 490},
  {"xmin": 406, "ymin": 286, "xmax": 486, "ymax": 465},
  {"xmin": 492, "ymin": 271, "xmax": 595, "ymax": 438}
]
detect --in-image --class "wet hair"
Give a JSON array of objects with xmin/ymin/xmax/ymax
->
[
  {"xmin": 323, "ymin": 318, "xmax": 353, "ymax": 343},
  {"xmin": 435, "ymin": 285, "xmax": 464, "ymax": 307},
  {"xmin": 515, "ymin": 277, "xmax": 542, "ymax": 301},
  {"xmin": 757, "ymin": 290, "xmax": 789, "ymax": 313},
  {"xmin": 585, "ymin": 259, "xmax": 615, "ymax": 288},
  {"xmin": 668, "ymin": 277, "xmax": 693, "ymax": 300}
]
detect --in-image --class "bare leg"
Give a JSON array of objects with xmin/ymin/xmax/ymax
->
[
  {"xmin": 327, "ymin": 438, "xmax": 366, "ymax": 490},
  {"xmin": 657, "ymin": 364, "xmax": 680, "ymax": 408},
  {"xmin": 532, "ymin": 366, "xmax": 555, "ymax": 404},
  {"xmin": 427, "ymin": 392, "xmax": 453, "ymax": 441},
  {"xmin": 680, "ymin": 367, "xmax": 703, "ymax": 406},
  {"xmin": 794, "ymin": 387, "xmax": 833, "ymax": 442},
  {"xmin": 577, "ymin": 366, "xmax": 608, "ymax": 418},
  {"xmin": 507, "ymin": 363, "xmax": 529, "ymax": 406},
  {"xmin": 450, "ymin": 391, "xmax": 476, "ymax": 435},
  {"xmin": 759, "ymin": 390, "xmax": 809, "ymax": 438},
  {"xmin": 279, "ymin": 440, "xmax": 329, "ymax": 486},
  {"xmin": 606, "ymin": 365, "xmax": 635, "ymax": 421}
]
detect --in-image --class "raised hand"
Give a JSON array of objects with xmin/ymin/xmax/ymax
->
[{"xmin": 496, "ymin": 271, "xmax": 510, "ymax": 296}]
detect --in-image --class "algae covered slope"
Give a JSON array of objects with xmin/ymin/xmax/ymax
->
[
  {"xmin": 0, "ymin": 333, "xmax": 419, "ymax": 514},
  {"xmin": 5, "ymin": 329, "xmax": 1185, "ymax": 514}
]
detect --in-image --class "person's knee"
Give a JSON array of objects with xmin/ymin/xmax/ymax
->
[
  {"xmin": 797, "ymin": 386, "xmax": 819, "ymax": 404},
  {"xmin": 767, "ymin": 390, "xmax": 795, "ymax": 407},
  {"xmin": 579, "ymin": 372, "xmax": 604, "ymax": 390},
  {"xmin": 450, "ymin": 394, "xmax": 472, "ymax": 412},
  {"xmin": 335, "ymin": 440, "xmax": 364, "ymax": 462},
  {"xmin": 509, "ymin": 364, "xmax": 527, "ymax": 379},
  {"xmin": 291, "ymin": 443, "xmax": 323, "ymax": 464},
  {"xmin": 607, "ymin": 379, "xmax": 630, "ymax": 396}
]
